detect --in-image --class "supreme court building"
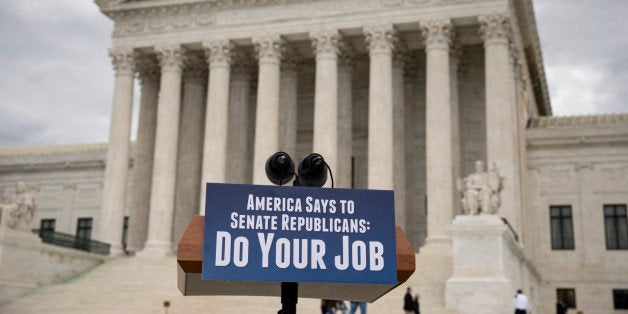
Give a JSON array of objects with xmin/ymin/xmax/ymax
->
[{"xmin": 1, "ymin": 0, "xmax": 627, "ymax": 313}]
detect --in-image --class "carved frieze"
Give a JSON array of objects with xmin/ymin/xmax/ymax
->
[
  {"xmin": 381, "ymin": 0, "xmax": 465, "ymax": 7},
  {"xmin": 107, "ymin": 0, "xmax": 466, "ymax": 38}
]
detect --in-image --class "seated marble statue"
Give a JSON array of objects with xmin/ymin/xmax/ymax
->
[
  {"xmin": 0, "ymin": 182, "xmax": 38, "ymax": 232},
  {"xmin": 457, "ymin": 161, "xmax": 503, "ymax": 215}
]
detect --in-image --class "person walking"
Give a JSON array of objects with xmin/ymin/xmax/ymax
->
[
  {"xmin": 513, "ymin": 289, "xmax": 530, "ymax": 314},
  {"xmin": 403, "ymin": 287, "xmax": 414, "ymax": 314},
  {"xmin": 413, "ymin": 293, "xmax": 420, "ymax": 314},
  {"xmin": 349, "ymin": 301, "xmax": 367, "ymax": 314},
  {"xmin": 337, "ymin": 300, "xmax": 348, "ymax": 314},
  {"xmin": 556, "ymin": 299, "xmax": 568, "ymax": 314}
]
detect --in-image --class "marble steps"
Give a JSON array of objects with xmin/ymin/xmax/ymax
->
[{"xmin": 0, "ymin": 255, "xmax": 415, "ymax": 314}]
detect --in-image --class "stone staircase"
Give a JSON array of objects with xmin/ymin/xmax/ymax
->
[{"xmin": 0, "ymin": 254, "xmax": 425, "ymax": 314}]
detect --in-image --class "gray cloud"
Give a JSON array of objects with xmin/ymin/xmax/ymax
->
[
  {"xmin": 0, "ymin": 0, "xmax": 118, "ymax": 147},
  {"xmin": 0, "ymin": 1, "xmax": 625, "ymax": 147},
  {"xmin": 534, "ymin": 0, "xmax": 628, "ymax": 115}
]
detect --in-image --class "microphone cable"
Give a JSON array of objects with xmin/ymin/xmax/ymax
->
[{"xmin": 323, "ymin": 161, "xmax": 334, "ymax": 188}]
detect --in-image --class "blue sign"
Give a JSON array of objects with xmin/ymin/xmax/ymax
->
[{"xmin": 201, "ymin": 183, "xmax": 397, "ymax": 285}]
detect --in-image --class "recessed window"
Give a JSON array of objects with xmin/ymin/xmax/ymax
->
[
  {"xmin": 76, "ymin": 218, "xmax": 92, "ymax": 240},
  {"xmin": 39, "ymin": 219, "xmax": 56, "ymax": 238},
  {"xmin": 604, "ymin": 204, "xmax": 628, "ymax": 250},
  {"xmin": 556, "ymin": 288, "xmax": 576, "ymax": 309},
  {"xmin": 614, "ymin": 289, "xmax": 628, "ymax": 310},
  {"xmin": 550, "ymin": 205, "xmax": 574, "ymax": 250}
]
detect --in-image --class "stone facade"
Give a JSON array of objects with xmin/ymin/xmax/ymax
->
[
  {"xmin": 526, "ymin": 114, "xmax": 628, "ymax": 314},
  {"xmin": 0, "ymin": 0, "xmax": 626, "ymax": 313}
]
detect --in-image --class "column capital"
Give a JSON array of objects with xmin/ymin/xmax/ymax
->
[
  {"xmin": 231, "ymin": 51, "xmax": 255, "ymax": 79},
  {"xmin": 253, "ymin": 35, "xmax": 284, "ymax": 63},
  {"xmin": 309, "ymin": 29, "xmax": 343, "ymax": 57},
  {"xmin": 338, "ymin": 44, "xmax": 357, "ymax": 69},
  {"xmin": 450, "ymin": 38, "xmax": 465, "ymax": 74},
  {"xmin": 403, "ymin": 54, "xmax": 417, "ymax": 81},
  {"xmin": 478, "ymin": 13, "xmax": 512, "ymax": 46},
  {"xmin": 136, "ymin": 54, "xmax": 160, "ymax": 84},
  {"xmin": 281, "ymin": 46, "xmax": 303, "ymax": 73},
  {"xmin": 109, "ymin": 46, "xmax": 137, "ymax": 75},
  {"xmin": 202, "ymin": 39, "xmax": 234, "ymax": 67},
  {"xmin": 420, "ymin": 19, "xmax": 452, "ymax": 51},
  {"xmin": 364, "ymin": 24, "xmax": 397, "ymax": 55},
  {"xmin": 393, "ymin": 42, "xmax": 409, "ymax": 70},
  {"xmin": 183, "ymin": 52, "xmax": 208, "ymax": 83},
  {"xmin": 155, "ymin": 44, "xmax": 185, "ymax": 72}
]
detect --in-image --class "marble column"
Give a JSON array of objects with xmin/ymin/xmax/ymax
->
[
  {"xmin": 127, "ymin": 54, "xmax": 159, "ymax": 253},
  {"xmin": 173, "ymin": 52, "xmax": 206, "ymax": 247},
  {"xmin": 279, "ymin": 47, "xmax": 301, "ymax": 161},
  {"xmin": 337, "ymin": 47, "xmax": 355, "ymax": 189},
  {"xmin": 226, "ymin": 52, "xmax": 254, "ymax": 184},
  {"xmin": 364, "ymin": 25, "xmax": 396, "ymax": 190},
  {"xmin": 479, "ymin": 13, "xmax": 522, "ymax": 233},
  {"xmin": 98, "ymin": 47, "xmax": 136, "ymax": 255},
  {"xmin": 199, "ymin": 40, "xmax": 233, "ymax": 214},
  {"xmin": 403, "ymin": 53, "xmax": 427, "ymax": 248},
  {"xmin": 310, "ymin": 29, "xmax": 342, "ymax": 188},
  {"xmin": 421, "ymin": 19, "xmax": 454, "ymax": 244},
  {"xmin": 450, "ymin": 40, "xmax": 463, "ymax": 216},
  {"xmin": 142, "ymin": 44, "xmax": 184, "ymax": 255},
  {"xmin": 252, "ymin": 36, "xmax": 283, "ymax": 185},
  {"xmin": 393, "ymin": 45, "xmax": 407, "ymax": 228}
]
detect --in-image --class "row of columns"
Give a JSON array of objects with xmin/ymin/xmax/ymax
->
[{"xmin": 98, "ymin": 13, "xmax": 522, "ymax": 255}]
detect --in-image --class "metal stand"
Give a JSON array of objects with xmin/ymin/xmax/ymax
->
[{"xmin": 278, "ymin": 282, "xmax": 298, "ymax": 314}]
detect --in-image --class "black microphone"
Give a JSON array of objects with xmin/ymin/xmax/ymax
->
[
  {"xmin": 297, "ymin": 153, "xmax": 328, "ymax": 187},
  {"xmin": 265, "ymin": 152, "xmax": 295, "ymax": 186}
]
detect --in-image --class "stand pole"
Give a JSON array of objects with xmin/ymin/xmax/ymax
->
[{"xmin": 278, "ymin": 282, "xmax": 298, "ymax": 314}]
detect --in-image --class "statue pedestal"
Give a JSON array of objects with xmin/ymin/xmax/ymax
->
[{"xmin": 444, "ymin": 215, "xmax": 534, "ymax": 314}]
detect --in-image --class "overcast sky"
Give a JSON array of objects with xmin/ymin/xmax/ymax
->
[{"xmin": 0, "ymin": 0, "xmax": 626, "ymax": 147}]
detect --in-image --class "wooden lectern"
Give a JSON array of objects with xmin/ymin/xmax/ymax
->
[{"xmin": 177, "ymin": 215, "xmax": 415, "ymax": 302}]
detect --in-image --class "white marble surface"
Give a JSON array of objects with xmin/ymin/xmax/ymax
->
[
  {"xmin": 0, "ymin": 227, "xmax": 104, "ymax": 303},
  {"xmin": 445, "ymin": 215, "xmax": 539, "ymax": 314}
]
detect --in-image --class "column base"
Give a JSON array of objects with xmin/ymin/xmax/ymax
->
[
  {"xmin": 137, "ymin": 240, "xmax": 174, "ymax": 257},
  {"xmin": 405, "ymin": 239, "xmax": 454, "ymax": 313},
  {"xmin": 108, "ymin": 243, "xmax": 126, "ymax": 257}
]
